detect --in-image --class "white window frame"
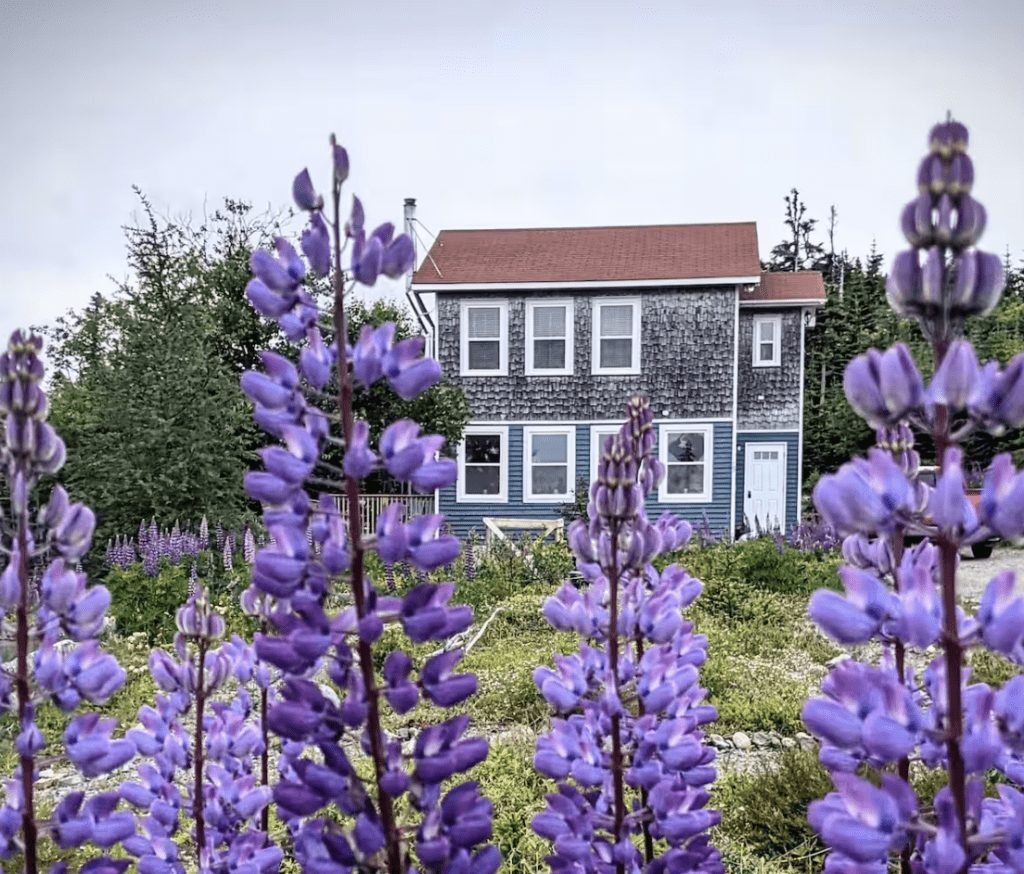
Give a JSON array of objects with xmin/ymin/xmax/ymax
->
[
  {"xmin": 592, "ymin": 297, "xmax": 641, "ymax": 375},
  {"xmin": 457, "ymin": 425, "xmax": 508, "ymax": 503},
  {"xmin": 460, "ymin": 300, "xmax": 508, "ymax": 376},
  {"xmin": 523, "ymin": 425, "xmax": 576, "ymax": 503},
  {"xmin": 752, "ymin": 315, "xmax": 782, "ymax": 368},
  {"xmin": 525, "ymin": 299, "xmax": 574, "ymax": 376},
  {"xmin": 589, "ymin": 425, "xmax": 621, "ymax": 485},
  {"xmin": 658, "ymin": 423, "xmax": 713, "ymax": 503}
]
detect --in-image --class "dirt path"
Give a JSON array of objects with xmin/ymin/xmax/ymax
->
[{"xmin": 952, "ymin": 545, "xmax": 1024, "ymax": 602}]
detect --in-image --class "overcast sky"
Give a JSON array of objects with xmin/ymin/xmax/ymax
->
[{"xmin": 2, "ymin": 0, "xmax": 1022, "ymax": 349}]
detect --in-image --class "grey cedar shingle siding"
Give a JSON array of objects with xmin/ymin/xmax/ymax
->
[
  {"xmin": 437, "ymin": 287, "xmax": 736, "ymax": 420},
  {"xmin": 736, "ymin": 309, "xmax": 802, "ymax": 430}
]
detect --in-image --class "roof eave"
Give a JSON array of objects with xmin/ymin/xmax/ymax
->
[
  {"xmin": 411, "ymin": 275, "xmax": 762, "ymax": 292},
  {"xmin": 739, "ymin": 298, "xmax": 826, "ymax": 307}
]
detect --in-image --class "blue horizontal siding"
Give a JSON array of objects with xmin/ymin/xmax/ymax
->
[
  {"xmin": 734, "ymin": 431, "xmax": 799, "ymax": 533},
  {"xmin": 440, "ymin": 421, "xmax": 735, "ymax": 540}
]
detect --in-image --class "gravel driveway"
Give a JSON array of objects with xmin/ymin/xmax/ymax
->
[{"xmin": 951, "ymin": 545, "xmax": 1024, "ymax": 602}]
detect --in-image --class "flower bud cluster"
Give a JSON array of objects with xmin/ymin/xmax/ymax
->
[
  {"xmin": 805, "ymin": 120, "xmax": 1024, "ymax": 874},
  {"xmin": 887, "ymin": 120, "xmax": 1005, "ymax": 337},
  {"xmin": 243, "ymin": 139, "xmax": 497, "ymax": 874},
  {"xmin": 0, "ymin": 332, "xmax": 131, "ymax": 873},
  {"xmin": 533, "ymin": 396, "xmax": 721, "ymax": 874}
]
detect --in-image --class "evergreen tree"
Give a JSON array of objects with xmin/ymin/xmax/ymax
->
[{"xmin": 763, "ymin": 188, "xmax": 826, "ymax": 273}]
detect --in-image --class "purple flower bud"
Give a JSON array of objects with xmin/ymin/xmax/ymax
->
[
  {"xmin": 977, "ymin": 570, "xmax": 1024, "ymax": 656},
  {"xmin": 292, "ymin": 169, "xmax": 323, "ymax": 212},
  {"xmin": 245, "ymin": 279, "xmax": 292, "ymax": 319},
  {"xmin": 886, "ymin": 250, "xmax": 921, "ymax": 316},
  {"xmin": 929, "ymin": 448, "xmax": 975, "ymax": 531},
  {"xmin": 301, "ymin": 212, "xmax": 331, "ymax": 279},
  {"xmin": 342, "ymin": 420, "xmax": 377, "ymax": 479},
  {"xmin": 979, "ymin": 454, "xmax": 1024, "ymax": 539},
  {"xmin": 331, "ymin": 137, "xmax": 349, "ymax": 184},
  {"xmin": 54, "ymin": 503, "xmax": 95, "ymax": 561},
  {"xmin": 251, "ymin": 250, "xmax": 297, "ymax": 294},
  {"xmin": 928, "ymin": 340, "xmax": 980, "ymax": 410},
  {"xmin": 299, "ymin": 327, "xmax": 332, "ymax": 388},
  {"xmin": 383, "ymin": 339, "xmax": 442, "ymax": 401},
  {"xmin": 952, "ymin": 195, "xmax": 986, "ymax": 249},
  {"xmin": 380, "ymin": 234, "xmax": 416, "ymax": 279}
]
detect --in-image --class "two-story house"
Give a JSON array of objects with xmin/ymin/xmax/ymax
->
[{"xmin": 409, "ymin": 222, "xmax": 825, "ymax": 540}]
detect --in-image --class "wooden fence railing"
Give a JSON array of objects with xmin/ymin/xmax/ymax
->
[{"xmin": 331, "ymin": 493, "xmax": 434, "ymax": 535}]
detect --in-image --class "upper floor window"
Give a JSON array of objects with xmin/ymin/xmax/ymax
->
[
  {"xmin": 658, "ymin": 424, "xmax": 713, "ymax": 503},
  {"xmin": 461, "ymin": 301, "xmax": 508, "ymax": 376},
  {"xmin": 526, "ymin": 300, "xmax": 573, "ymax": 375},
  {"xmin": 523, "ymin": 425, "xmax": 575, "ymax": 502},
  {"xmin": 752, "ymin": 315, "xmax": 781, "ymax": 367},
  {"xmin": 457, "ymin": 425, "xmax": 508, "ymax": 502},
  {"xmin": 592, "ymin": 297, "xmax": 641, "ymax": 375}
]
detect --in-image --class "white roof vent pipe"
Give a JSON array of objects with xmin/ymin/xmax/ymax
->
[{"xmin": 403, "ymin": 197, "xmax": 435, "ymax": 358}]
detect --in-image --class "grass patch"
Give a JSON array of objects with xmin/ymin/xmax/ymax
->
[{"xmin": 714, "ymin": 745, "xmax": 832, "ymax": 870}]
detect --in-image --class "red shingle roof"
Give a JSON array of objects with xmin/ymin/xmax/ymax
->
[
  {"xmin": 745, "ymin": 272, "xmax": 826, "ymax": 303},
  {"xmin": 411, "ymin": 223, "xmax": 761, "ymax": 285}
]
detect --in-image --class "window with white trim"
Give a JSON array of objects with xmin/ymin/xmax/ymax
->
[
  {"xmin": 457, "ymin": 426, "xmax": 508, "ymax": 502},
  {"xmin": 752, "ymin": 315, "xmax": 781, "ymax": 367},
  {"xmin": 589, "ymin": 425, "xmax": 621, "ymax": 484},
  {"xmin": 592, "ymin": 297, "xmax": 641, "ymax": 374},
  {"xmin": 659, "ymin": 424, "xmax": 713, "ymax": 502},
  {"xmin": 523, "ymin": 426, "xmax": 575, "ymax": 502},
  {"xmin": 461, "ymin": 301, "xmax": 508, "ymax": 375},
  {"xmin": 526, "ymin": 300, "xmax": 573, "ymax": 375}
]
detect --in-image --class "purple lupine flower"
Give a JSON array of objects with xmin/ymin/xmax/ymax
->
[
  {"xmin": 532, "ymin": 396, "xmax": 720, "ymax": 872},
  {"xmin": 215, "ymin": 522, "xmax": 225, "ymax": 553},
  {"xmin": 143, "ymin": 543, "xmax": 158, "ymax": 578},
  {"xmin": 244, "ymin": 138, "xmax": 494, "ymax": 874},
  {"xmin": 169, "ymin": 523, "xmax": 182, "ymax": 566},
  {"xmin": 124, "ymin": 588, "xmax": 276, "ymax": 874},
  {"xmin": 804, "ymin": 120, "xmax": 1024, "ymax": 874},
  {"xmin": 0, "ymin": 331, "xmax": 128, "ymax": 874},
  {"xmin": 199, "ymin": 515, "xmax": 209, "ymax": 551}
]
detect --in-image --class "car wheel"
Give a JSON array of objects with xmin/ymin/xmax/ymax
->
[{"xmin": 971, "ymin": 543, "xmax": 994, "ymax": 560}]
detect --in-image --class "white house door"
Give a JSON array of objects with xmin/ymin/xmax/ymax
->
[{"xmin": 744, "ymin": 443, "xmax": 787, "ymax": 533}]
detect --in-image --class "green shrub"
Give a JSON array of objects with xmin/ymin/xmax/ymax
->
[
  {"xmin": 670, "ymin": 539, "xmax": 842, "ymax": 600},
  {"xmin": 714, "ymin": 745, "xmax": 832, "ymax": 869},
  {"xmin": 103, "ymin": 560, "xmax": 190, "ymax": 644}
]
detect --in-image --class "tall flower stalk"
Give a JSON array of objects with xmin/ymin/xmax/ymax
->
[
  {"xmin": 807, "ymin": 119, "xmax": 1024, "ymax": 874},
  {"xmin": 0, "ymin": 332, "xmax": 134, "ymax": 874},
  {"xmin": 532, "ymin": 396, "xmax": 721, "ymax": 874},
  {"xmin": 242, "ymin": 139, "xmax": 498, "ymax": 874}
]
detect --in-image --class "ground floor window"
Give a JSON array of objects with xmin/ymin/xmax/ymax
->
[
  {"xmin": 457, "ymin": 426, "xmax": 508, "ymax": 502},
  {"xmin": 659, "ymin": 424, "xmax": 713, "ymax": 502},
  {"xmin": 523, "ymin": 426, "xmax": 575, "ymax": 502}
]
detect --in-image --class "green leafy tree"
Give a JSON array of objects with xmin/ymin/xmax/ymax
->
[{"xmin": 42, "ymin": 194, "xmax": 283, "ymax": 565}]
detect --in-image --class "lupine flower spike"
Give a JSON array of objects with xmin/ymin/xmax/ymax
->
[
  {"xmin": 533, "ymin": 396, "xmax": 721, "ymax": 874},
  {"xmin": 807, "ymin": 120, "xmax": 1023, "ymax": 874},
  {"xmin": 0, "ymin": 332, "xmax": 131, "ymax": 874},
  {"xmin": 242, "ymin": 138, "xmax": 497, "ymax": 874}
]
